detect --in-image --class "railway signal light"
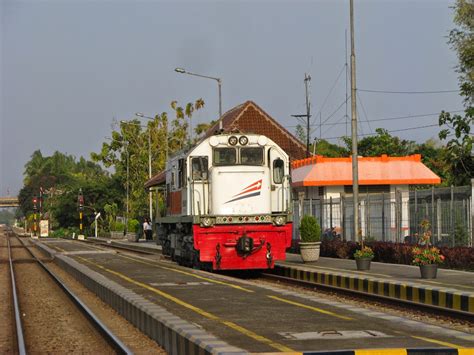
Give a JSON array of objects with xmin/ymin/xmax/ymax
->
[{"xmin": 78, "ymin": 189, "xmax": 84, "ymax": 210}]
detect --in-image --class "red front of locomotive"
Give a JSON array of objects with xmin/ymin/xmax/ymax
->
[{"xmin": 193, "ymin": 221, "xmax": 292, "ymax": 270}]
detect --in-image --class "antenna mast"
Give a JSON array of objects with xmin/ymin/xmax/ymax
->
[
  {"xmin": 304, "ymin": 73, "xmax": 311, "ymax": 157},
  {"xmin": 291, "ymin": 73, "xmax": 312, "ymax": 157}
]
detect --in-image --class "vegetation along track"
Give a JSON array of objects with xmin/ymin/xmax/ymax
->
[
  {"xmin": 3, "ymin": 229, "xmax": 132, "ymax": 354},
  {"xmin": 258, "ymin": 272, "xmax": 474, "ymax": 331}
]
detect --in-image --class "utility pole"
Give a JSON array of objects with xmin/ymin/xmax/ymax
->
[
  {"xmin": 292, "ymin": 73, "xmax": 312, "ymax": 157},
  {"xmin": 345, "ymin": 29, "xmax": 349, "ymax": 137},
  {"xmin": 304, "ymin": 73, "xmax": 311, "ymax": 157},
  {"xmin": 350, "ymin": 0, "xmax": 360, "ymax": 243}
]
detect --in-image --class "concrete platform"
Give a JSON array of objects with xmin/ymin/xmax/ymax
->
[
  {"xmin": 35, "ymin": 238, "xmax": 474, "ymax": 354},
  {"xmin": 274, "ymin": 254, "xmax": 474, "ymax": 316}
]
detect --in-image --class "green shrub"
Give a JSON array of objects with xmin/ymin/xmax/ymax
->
[
  {"xmin": 128, "ymin": 219, "xmax": 140, "ymax": 233},
  {"xmin": 112, "ymin": 221, "xmax": 125, "ymax": 232},
  {"xmin": 299, "ymin": 215, "xmax": 321, "ymax": 243},
  {"xmin": 50, "ymin": 228, "xmax": 68, "ymax": 238}
]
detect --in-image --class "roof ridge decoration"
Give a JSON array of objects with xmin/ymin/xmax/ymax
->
[{"xmin": 292, "ymin": 154, "xmax": 423, "ymax": 169}]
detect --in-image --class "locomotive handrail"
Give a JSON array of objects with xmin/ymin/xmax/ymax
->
[{"xmin": 192, "ymin": 189, "xmax": 202, "ymax": 216}]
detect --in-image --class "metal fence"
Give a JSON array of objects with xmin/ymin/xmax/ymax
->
[{"xmin": 293, "ymin": 185, "xmax": 473, "ymax": 247}]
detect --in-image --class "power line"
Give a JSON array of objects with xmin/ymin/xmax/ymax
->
[
  {"xmin": 356, "ymin": 91, "xmax": 373, "ymax": 134},
  {"xmin": 323, "ymin": 123, "xmax": 440, "ymax": 141},
  {"xmin": 358, "ymin": 88, "xmax": 459, "ymax": 94},
  {"xmin": 312, "ymin": 63, "xmax": 346, "ymax": 125},
  {"xmin": 285, "ymin": 109, "xmax": 463, "ymax": 129}
]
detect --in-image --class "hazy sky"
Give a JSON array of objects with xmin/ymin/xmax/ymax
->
[{"xmin": 1, "ymin": 0, "xmax": 464, "ymax": 195}]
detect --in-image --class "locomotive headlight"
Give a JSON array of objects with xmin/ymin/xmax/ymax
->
[
  {"xmin": 228, "ymin": 136, "xmax": 238, "ymax": 146},
  {"xmin": 274, "ymin": 216, "xmax": 286, "ymax": 226},
  {"xmin": 239, "ymin": 136, "xmax": 248, "ymax": 145},
  {"xmin": 201, "ymin": 217, "xmax": 214, "ymax": 227}
]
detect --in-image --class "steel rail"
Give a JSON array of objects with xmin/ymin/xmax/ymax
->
[
  {"xmin": 8, "ymin": 235, "xmax": 26, "ymax": 355},
  {"xmin": 261, "ymin": 272, "xmax": 474, "ymax": 322},
  {"xmin": 13, "ymin": 235, "xmax": 133, "ymax": 355}
]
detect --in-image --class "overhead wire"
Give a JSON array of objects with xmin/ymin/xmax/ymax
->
[
  {"xmin": 312, "ymin": 63, "xmax": 347, "ymax": 125},
  {"xmin": 357, "ymin": 106, "xmax": 365, "ymax": 136},
  {"xmin": 284, "ymin": 109, "xmax": 463, "ymax": 129},
  {"xmin": 356, "ymin": 90, "xmax": 373, "ymax": 134},
  {"xmin": 358, "ymin": 89, "xmax": 459, "ymax": 94},
  {"xmin": 322, "ymin": 123, "xmax": 441, "ymax": 142}
]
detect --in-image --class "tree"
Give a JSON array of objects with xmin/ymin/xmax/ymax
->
[
  {"xmin": 194, "ymin": 120, "xmax": 216, "ymax": 139},
  {"xmin": 342, "ymin": 128, "xmax": 416, "ymax": 157},
  {"xmin": 414, "ymin": 139, "xmax": 451, "ymax": 186},
  {"xmin": 438, "ymin": 0, "xmax": 474, "ymax": 185},
  {"xmin": 311, "ymin": 139, "xmax": 348, "ymax": 157},
  {"xmin": 18, "ymin": 150, "xmax": 121, "ymax": 231},
  {"xmin": 91, "ymin": 99, "xmax": 205, "ymax": 219},
  {"xmin": 294, "ymin": 124, "xmax": 306, "ymax": 144}
]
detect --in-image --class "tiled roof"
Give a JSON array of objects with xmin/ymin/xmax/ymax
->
[
  {"xmin": 144, "ymin": 170, "xmax": 165, "ymax": 188},
  {"xmin": 292, "ymin": 154, "xmax": 441, "ymax": 187}
]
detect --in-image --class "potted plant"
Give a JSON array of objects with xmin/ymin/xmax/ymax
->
[
  {"xmin": 353, "ymin": 245, "xmax": 374, "ymax": 271},
  {"xmin": 412, "ymin": 246, "xmax": 444, "ymax": 279},
  {"xmin": 299, "ymin": 215, "xmax": 321, "ymax": 263},
  {"xmin": 412, "ymin": 219, "xmax": 444, "ymax": 279}
]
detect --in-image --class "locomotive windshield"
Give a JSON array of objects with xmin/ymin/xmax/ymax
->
[
  {"xmin": 241, "ymin": 147, "xmax": 263, "ymax": 165},
  {"xmin": 213, "ymin": 148, "xmax": 236, "ymax": 166}
]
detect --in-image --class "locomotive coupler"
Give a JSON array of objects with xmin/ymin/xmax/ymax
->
[
  {"xmin": 236, "ymin": 234, "xmax": 254, "ymax": 257},
  {"xmin": 215, "ymin": 243, "xmax": 222, "ymax": 270},
  {"xmin": 266, "ymin": 242, "xmax": 273, "ymax": 268}
]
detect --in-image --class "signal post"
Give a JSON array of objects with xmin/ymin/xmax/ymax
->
[
  {"xmin": 32, "ymin": 196, "xmax": 38, "ymax": 239},
  {"xmin": 78, "ymin": 189, "xmax": 85, "ymax": 240}
]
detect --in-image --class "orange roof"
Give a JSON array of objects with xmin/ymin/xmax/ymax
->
[{"xmin": 291, "ymin": 154, "xmax": 441, "ymax": 187}]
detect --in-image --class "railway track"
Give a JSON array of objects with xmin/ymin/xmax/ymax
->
[{"xmin": 5, "ymin": 230, "xmax": 132, "ymax": 354}]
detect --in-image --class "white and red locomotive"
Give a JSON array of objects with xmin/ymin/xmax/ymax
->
[{"xmin": 156, "ymin": 133, "xmax": 292, "ymax": 270}]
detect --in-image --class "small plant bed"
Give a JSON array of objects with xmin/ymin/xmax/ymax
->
[{"xmin": 314, "ymin": 239, "xmax": 474, "ymax": 271}]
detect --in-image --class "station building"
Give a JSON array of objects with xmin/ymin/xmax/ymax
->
[{"xmin": 291, "ymin": 154, "xmax": 441, "ymax": 242}]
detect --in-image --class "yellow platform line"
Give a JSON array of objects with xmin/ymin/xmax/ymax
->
[
  {"xmin": 78, "ymin": 256, "xmax": 293, "ymax": 353},
  {"xmin": 410, "ymin": 335, "xmax": 463, "ymax": 348},
  {"xmin": 304, "ymin": 265, "xmax": 392, "ymax": 278},
  {"xmin": 268, "ymin": 295, "xmax": 354, "ymax": 320},
  {"xmin": 119, "ymin": 254, "xmax": 254, "ymax": 293},
  {"xmin": 355, "ymin": 350, "xmax": 407, "ymax": 355}
]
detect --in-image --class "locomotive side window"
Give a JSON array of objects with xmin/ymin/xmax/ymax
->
[
  {"xmin": 192, "ymin": 157, "xmax": 208, "ymax": 180},
  {"xmin": 213, "ymin": 148, "xmax": 236, "ymax": 166},
  {"xmin": 273, "ymin": 158, "xmax": 284, "ymax": 183},
  {"xmin": 178, "ymin": 159, "xmax": 186, "ymax": 188},
  {"xmin": 241, "ymin": 147, "xmax": 263, "ymax": 165}
]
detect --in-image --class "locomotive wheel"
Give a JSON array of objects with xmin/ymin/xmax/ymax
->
[
  {"xmin": 162, "ymin": 240, "xmax": 171, "ymax": 256},
  {"xmin": 192, "ymin": 250, "xmax": 201, "ymax": 269}
]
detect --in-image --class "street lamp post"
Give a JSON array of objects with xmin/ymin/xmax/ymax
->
[
  {"xmin": 174, "ymin": 67, "xmax": 223, "ymax": 130},
  {"xmin": 121, "ymin": 120, "xmax": 153, "ymax": 222}
]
